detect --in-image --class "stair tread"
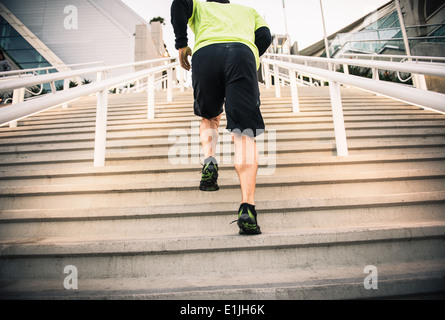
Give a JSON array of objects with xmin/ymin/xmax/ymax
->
[
  {"xmin": 1, "ymin": 191, "xmax": 444, "ymax": 221},
  {"xmin": 1, "ymin": 258, "xmax": 444, "ymax": 299},
  {"xmin": 2, "ymin": 220, "xmax": 445, "ymax": 256},
  {"xmin": 1, "ymin": 152, "xmax": 444, "ymax": 178},
  {"xmin": 2, "ymin": 140, "xmax": 445, "ymax": 167},
  {"xmin": 1, "ymin": 169, "xmax": 444, "ymax": 196}
]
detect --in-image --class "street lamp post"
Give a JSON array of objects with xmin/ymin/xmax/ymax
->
[
  {"xmin": 319, "ymin": 0, "xmax": 332, "ymax": 69},
  {"xmin": 282, "ymin": 0, "xmax": 291, "ymax": 53}
]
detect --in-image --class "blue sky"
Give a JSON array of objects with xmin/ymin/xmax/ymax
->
[{"xmin": 122, "ymin": 0, "xmax": 391, "ymax": 54}]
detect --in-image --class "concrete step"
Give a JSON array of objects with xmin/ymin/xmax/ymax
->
[
  {"xmin": 1, "ymin": 128, "xmax": 444, "ymax": 156},
  {"xmin": 1, "ymin": 192, "xmax": 444, "ymax": 241},
  {"xmin": 0, "ymin": 112, "xmax": 444, "ymax": 139},
  {"xmin": 1, "ymin": 153, "xmax": 444, "ymax": 187},
  {"xmin": 1, "ymin": 116, "xmax": 444, "ymax": 143},
  {"xmin": 1, "ymin": 258, "xmax": 444, "ymax": 299},
  {"xmin": 12, "ymin": 112, "xmax": 442, "ymax": 131},
  {"xmin": 17, "ymin": 101, "xmax": 417, "ymax": 121},
  {"xmin": 16, "ymin": 105, "xmax": 434, "ymax": 123},
  {"xmin": 0, "ymin": 221, "xmax": 444, "ymax": 281},
  {"xmin": 1, "ymin": 137, "xmax": 445, "ymax": 169},
  {"xmin": 1, "ymin": 169, "xmax": 444, "ymax": 210}
]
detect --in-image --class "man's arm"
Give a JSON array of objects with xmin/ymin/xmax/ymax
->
[
  {"xmin": 255, "ymin": 26, "xmax": 272, "ymax": 57},
  {"xmin": 170, "ymin": 0, "xmax": 194, "ymax": 50}
]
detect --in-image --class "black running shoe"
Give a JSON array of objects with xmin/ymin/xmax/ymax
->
[
  {"xmin": 236, "ymin": 203, "xmax": 262, "ymax": 235},
  {"xmin": 199, "ymin": 157, "xmax": 219, "ymax": 192}
]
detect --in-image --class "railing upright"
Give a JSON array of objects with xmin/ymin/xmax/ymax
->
[
  {"xmin": 147, "ymin": 74, "xmax": 155, "ymax": 120},
  {"xmin": 328, "ymin": 80, "xmax": 348, "ymax": 157},
  {"xmin": 94, "ymin": 71, "xmax": 109, "ymax": 167},
  {"xmin": 289, "ymin": 68, "xmax": 300, "ymax": 113},
  {"xmin": 10, "ymin": 88, "xmax": 24, "ymax": 128},
  {"xmin": 167, "ymin": 67, "xmax": 173, "ymax": 103},
  {"xmin": 273, "ymin": 64, "xmax": 281, "ymax": 98},
  {"xmin": 264, "ymin": 62, "xmax": 271, "ymax": 89}
]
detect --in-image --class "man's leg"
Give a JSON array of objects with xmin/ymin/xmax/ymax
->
[
  {"xmin": 232, "ymin": 132, "xmax": 261, "ymax": 235},
  {"xmin": 232, "ymin": 133, "xmax": 258, "ymax": 205},
  {"xmin": 199, "ymin": 115, "xmax": 221, "ymax": 192},
  {"xmin": 200, "ymin": 115, "xmax": 221, "ymax": 159}
]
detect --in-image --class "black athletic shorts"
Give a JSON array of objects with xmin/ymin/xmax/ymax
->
[{"xmin": 191, "ymin": 43, "xmax": 265, "ymax": 137}]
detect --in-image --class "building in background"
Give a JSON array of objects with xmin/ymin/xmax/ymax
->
[
  {"xmin": 0, "ymin": 0, "xmax": 169, "ymax": 76},
  {"xmin": 299, "ymin": 0, "xmax": 444, "ymax": 58},
  {"xmin": 291, "ymin": 0, "xmax": 444, "ymax": 92}
]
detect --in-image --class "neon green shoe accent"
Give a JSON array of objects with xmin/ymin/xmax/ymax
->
[
  {"xmin": 238, "ymin": 208, "xmax": 255, "ymax": 220},
  {"xmin": 202, "ymin": 171, "xmax": 216, "ymax": 182},
  {"xmin": 238, "ymin": 208, "xmax": 258, "ymax": 230}
]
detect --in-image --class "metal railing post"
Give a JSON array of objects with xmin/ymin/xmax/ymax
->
[
  {"xmin": 329, "ymin": 81, "xmax": 348, "ymax": 156},
  {"xmin": 413, "ymin": 74, "xmax": 428, "ymax": 90},
  {"xmin": 94, "ymin": 71, "xmax": 108, "ymax": 167},
  {"xmin": 264, "ymin": 63, "xmax": 271, "ymax": 89},
  {"xmin": 167, "ymin": 67, "xmax": 173, "ymax": 103},
  {"xmin": 273, "ymin": 64, "xmax": 281, "ymax": 98},
  {"xmin": 10, "ymin": 88, "xmax": 25, "ymax": 127},
  {"xmin": 147, "ymin": 74, "xmax": 155, "ymax": 120},
  {"xmin": 93, "ymin": 88, "xmax": 109, "ymax": 167},
  {"xmin": 372, "ymin": 68, "xmax": 379, "ymax": 81},
  {"xmin": 62, "ymin": 78, "xmax": 70, "ymax": 109},
  {"xmin": 289, "ymin": 68, "xmax": 300, "ymax": 113}
]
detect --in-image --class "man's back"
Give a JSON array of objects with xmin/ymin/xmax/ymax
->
[
  {"xmin": 171, "ymin": 0, "xmax": 270, "ymax": 70},
  {"xmin": 189, "ymin": 1, "xmax": 267, "ymax": 67}
]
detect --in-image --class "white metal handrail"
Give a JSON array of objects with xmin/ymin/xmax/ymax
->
[
  {"xmin": 0, "ymin": 61, "xmax": 107, "ymax": 78},
  {"xmin": 339, "ymin": 53, "xmax": 445, "ymax": 64},
  {"xmin": 262, "ymin": 56, "xmax": 445, "ymax": 157},
  {"xmin": 264, "ymin": 53, "xmax": 445, "ymax": 78},
  {"xmin": 0, "ymin": 57, "xmax": 176, "ymax": 93},
  {"xmin": 0, "ymin": 58, "xmax": 182, "ymax": 167}
]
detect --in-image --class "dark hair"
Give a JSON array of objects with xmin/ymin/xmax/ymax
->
[{"xmin": 0, "ymin": 50, "xmax": 4, "ymax": 60}]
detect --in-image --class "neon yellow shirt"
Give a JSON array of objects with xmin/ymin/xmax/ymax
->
[{"xmin": 188, "ymin": 0, "xmax": 268, "ymax": 69}]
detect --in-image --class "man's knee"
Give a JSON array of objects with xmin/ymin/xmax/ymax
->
[{"xmin": 202, "ymin": 115, "xmax": 221, "ymax": 127}]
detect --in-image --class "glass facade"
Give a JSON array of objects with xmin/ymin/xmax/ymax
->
[
  {"xmin": 0, "ymin": 15, "xmax": 52, "ymax": 71},
  {"xmin": 328, "ymin": 9, "xmax": 445, "ymax": 58}
]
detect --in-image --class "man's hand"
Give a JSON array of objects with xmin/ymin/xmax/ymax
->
[{"xmin": 179, "ymin": 47, "xmax": 192, "ymax": 71}]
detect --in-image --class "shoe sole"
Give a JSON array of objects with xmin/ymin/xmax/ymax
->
[
  {"xmin": 199, "ymin": 184, "xmax": 220, "ymax": 192},
  {"xmin": 239, "ymin": 227, "xmax": 262, "ymax": 235}
]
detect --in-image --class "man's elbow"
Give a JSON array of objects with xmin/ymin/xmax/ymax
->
[{"xmin": 255, "ymin": 27, "xmax": 272, "ymax": 57}]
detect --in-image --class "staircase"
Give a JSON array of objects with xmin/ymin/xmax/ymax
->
[{"xmin": 1, "ymin": 85, "xmax": 445, "ymax": 300}]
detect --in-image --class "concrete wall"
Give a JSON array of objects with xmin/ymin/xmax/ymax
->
[
  {"xmin": 134, "ymin": 24, "xmax": 163, "ymax": 71},
  {"xmin": 412, "ymin": 42, "xmax": 445, "ymax": 93}
]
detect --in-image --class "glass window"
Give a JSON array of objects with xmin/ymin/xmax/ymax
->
[
  {"xmin": 429, "ymin": 24, "xmax": 445, "ymax": 37},
  {"xmin": 0, "ymin": 15, "xmax": 51, "ymax": 70},
  {"xmin": 426, "ymin": 0, "xmax": 445, "ymax": 18}
]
